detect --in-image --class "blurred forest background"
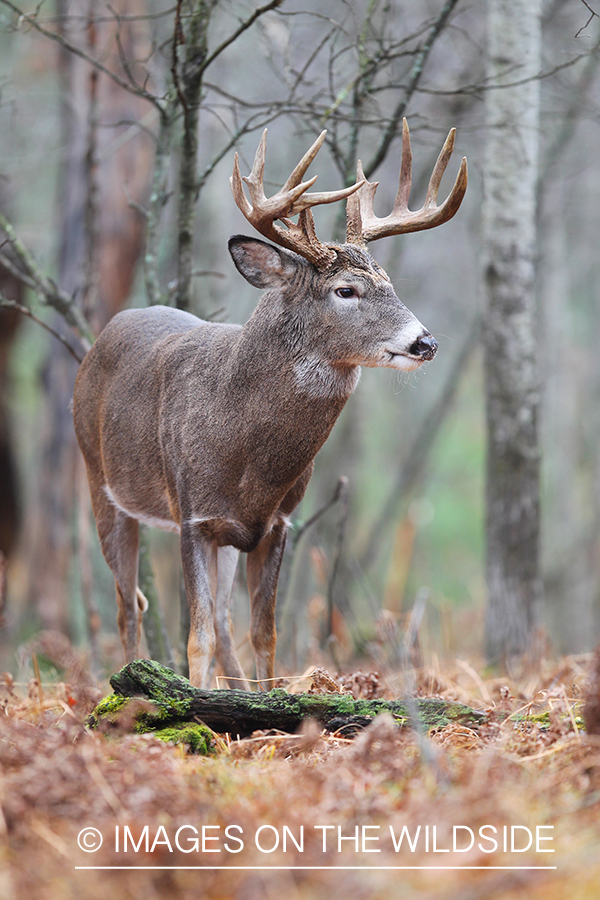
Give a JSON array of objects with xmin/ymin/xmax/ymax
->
[{"xmin": 0, "ymin": 0, "xmax": 599, "ymax": 682}]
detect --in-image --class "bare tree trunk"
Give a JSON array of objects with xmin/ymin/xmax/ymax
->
[
  {"xmin": 482, "ymin": 0, "xmax": 543, "ymax": 663},
  {"xmin": 0, "ymin": 270, "xmax": 22, "ymax": 560},
  {"xmin": 175, "ymin": 0, "xmax": 217, "ymax": 313}
]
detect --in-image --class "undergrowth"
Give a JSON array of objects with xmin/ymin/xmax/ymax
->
[{"xmin": 1, "ymin": 654, "xmax": 599, "ymax": 900}]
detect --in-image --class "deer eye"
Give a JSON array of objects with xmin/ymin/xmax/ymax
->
[{"xmin": 335, "ymin": 286, "xmax": 358, "ymax": 299}]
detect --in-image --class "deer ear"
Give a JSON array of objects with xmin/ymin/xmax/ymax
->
[{"xmin": 228, "ymin": 236, "xmax": 297, "ymax": 288}]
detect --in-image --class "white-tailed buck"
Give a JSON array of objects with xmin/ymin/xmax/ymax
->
[{"xmin": 73, "ymin": 119, "xmax": 467, "ymax": 688}]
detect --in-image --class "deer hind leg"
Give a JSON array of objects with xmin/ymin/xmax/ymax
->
[
  {"xmin": 87, "ymin": 479, "xmax": 142, "ymax": 663},
  {"xmin": 213, "ymin": 546, "xmax": 249, "ymax": 690},
  {"xmin": 246, "ymin": 521, "xmax": 288, "ymax": 685},
  {"xmin": 180, "ymin": 523, "xmax": 219, "ymax": 688}
]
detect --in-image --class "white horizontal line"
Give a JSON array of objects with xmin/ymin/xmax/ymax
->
[{"xmin": 75, "ymin": 866, "xmax": 558, "ymax": 871}]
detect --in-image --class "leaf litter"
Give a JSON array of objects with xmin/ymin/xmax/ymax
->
[{"xmin": 0, "ymin": 652, "xmax": 599, "ymax": 900}]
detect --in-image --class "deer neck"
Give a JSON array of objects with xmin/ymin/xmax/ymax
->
[
  {"xmin": 225, "ymin": 293, "xmax": 360, "ymax": 479},
  {"xmin": 236, "ymin": 292, "xmax": 360, "ymax": 404}
]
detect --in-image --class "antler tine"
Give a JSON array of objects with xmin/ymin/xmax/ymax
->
[
  {"xmin": 231, "ymin": 152, "xmax": 252, "ymax": 218},
  {"xmin": 345, "ymin": 159, "xmax": 377, "ymax": 247},
  {"xmin": 424, "ymin": 126, "xmax": 456, "ymax": 207},
  {"xmin": 284, "ymin": 131, "xmax": 365, "ymax": 215},
  {"xmin": 247, "ymin": 128, "xmax": 268, "ymax": 194},
  {"xmin": 346, "ymin": 118, "xmax": 468, "ymax": 244},
  {"xmin": 240, "ymin": 130, "xmax": 317, "ymax": 214},
  {"xmin": 394, "ymin": 117, "xmax": 413, "ymax": 213},
  {"xmin": 281, "ymin": 131, "xmax": 327, "ymax": 192},
  {"xmin": 287, "ymin": 180, "xmax": 365, "ymax": 216},
  {"xmin": 424, "ymin": 129, "xmax": 468, "ymax": 222}
]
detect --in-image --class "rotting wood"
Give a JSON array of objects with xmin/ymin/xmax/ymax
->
[{"xmin": 90, "ymin": 658, "xmax": 488, "ymax": 738}]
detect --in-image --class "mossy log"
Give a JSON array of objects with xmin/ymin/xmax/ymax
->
[{"xmin": 90, "ymin": 659, "xmax": 487, "ymax": 738}]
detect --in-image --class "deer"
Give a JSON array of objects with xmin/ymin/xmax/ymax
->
[{"xmin": 73, "ymin": 119, "xmax": 467, "ymax": 690}]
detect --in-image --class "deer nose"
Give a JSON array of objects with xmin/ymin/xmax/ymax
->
[{"xmin": 410, "ymin": 332, "xmax": 438, "ymax": 360}]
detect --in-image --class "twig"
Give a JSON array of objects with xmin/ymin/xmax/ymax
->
[
  {"xmin": 31, "ymin": 653, "xmax": 44, "ymax": 705},
  {"xmin": 324, "ymin": 477, "xmax": 349, "ymax": 647},
  {"xmin": 0, "ymin": 296, "xmax": 85, "ymax": 362},
  {"xmin": 417, "ymin": 41, "xmax": 600, "ymax": 97},
  {"xmin": 199, "ymin": 0, "xmax": 284, "ymax": 75},
  {"xmin": 365, "ymin": 0, "xmax": 460, "ymax": 178},
  {"xmin": 0, "ymin": 0, "xmax": 162, "ymax": 109},
  {"xmin": 0, "ymin": 248, "xmax": 38, "ymax": 291},
  {"xmin": 359, "ymin": 315, "xmax": 480, "ymax": 575},
  {"xmin": 0, "ymin": 209, "xmax": 93, "ymax": 346},
  {"xmin": 292, "ymin": 476, "xmax": 348, "ymax": 547},
  {"xmin": 0, "ymin": 551, "xmax": 7, "ymax": 628},
  {"xmin": 576, "ymin": 0, "xmax": 599, "ymax": 38}
]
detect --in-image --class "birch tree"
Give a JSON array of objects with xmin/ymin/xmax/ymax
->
[{"xmin": 482, "ymin": 0, "xmax": 543, "ymax": 662}]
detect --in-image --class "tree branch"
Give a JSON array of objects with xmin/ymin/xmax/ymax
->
[
  {"xmin": 0, "ymin": 0, "xmax": 162, "ymax": 109},
  {"xmin": 365, "ymin": 0, "xmax": 461, "ymax": 179},
  {"xmin": 0, "ymin": 296, "xmax": 85, "ymax": 362},
  {"xmin": 199, "ymin": 0, "xmax": 284, "ymax": 75},
  {"xmin": 0, "ymin": 210, "xmax": 93, "ymax": 346},
  {"xmin": 359, "ymin": 315, "xmax": 481, "ymax": 575}
]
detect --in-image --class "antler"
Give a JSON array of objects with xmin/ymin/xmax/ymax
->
[
  {"xmin": 346, "ymin": 118, "xmax": 468, "ymax": 246},
  {"xmin": 230, "ymin": 129, "xmax": 364, "ymax": 269}
]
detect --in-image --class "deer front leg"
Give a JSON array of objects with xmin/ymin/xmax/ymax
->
[
  {"xmin": 180, "ymin": 523, "xmax": 218, "ymax": 688},
  {"xmin": 246, "ymin": 521, "xmax": 288, "ymax": 685}
]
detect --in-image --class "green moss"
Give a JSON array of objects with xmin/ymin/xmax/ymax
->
[
  {"xmin": 510, "ymin": 705, "xmax": 586, "ymax": 733},
  {"xmin": 147, "ymin": 697, "xmax": 194, "ymax": 721},
  {"xmin": 94, "ymin": 694, "xmax": 128, "ymax": 716},
  {"xmin": 151, "ymin": 722, "xmax": 215, "ymax": 755},
  {"xmin": 87, "ymin": 694, "xmax": 129, "ymax": 728},
  {"xmin": 109, "ymin": 661, "xmax": 194, "ymax": 720},
  {"xmin": 88, "ymin": 693, "xmax": 215, "ymax": 754}
]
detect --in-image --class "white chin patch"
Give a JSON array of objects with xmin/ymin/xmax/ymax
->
[
  {"xmin": 383, "ymin": 319, "xmax": 428, "ymax": 371},
  {"xmin": 386, "ymin": 354, "xmax": 423, "ymax": 372}
]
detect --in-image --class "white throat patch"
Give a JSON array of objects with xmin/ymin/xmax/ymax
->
[{"xmin": 294, "ymin": 354, "xmax": 361, "ymax": 400}]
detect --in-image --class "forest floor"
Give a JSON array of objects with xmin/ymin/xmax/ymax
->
[{"xmin": 1, "ymin": 648, "xmax": 599, "ymax": 900}]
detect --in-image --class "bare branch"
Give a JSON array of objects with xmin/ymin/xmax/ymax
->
[
  {"xmin": 292, "ymin": 476, "xmax": 348, "ymax": 547},
  {"xmin": 365, "ymin": 0, "xmax": 461, "ymax": 179},
  {"xmin": 196, "ymin": 111, "xmax": 284, "ymax": 192},
  {"xmin": 359, "ymin": 316, "xmax": 481, "ymax": 575},
  {"xmin": 199, "ymin": 0, "xmax": 284, "ymax": 75},
  {"xmin": 0, "ymin": 296, "xmax": 85, "ymax": 363},
  {"xmin": 576, "ymin": 0, "xmax": 600, "ymax": 38},
  {"xmin": 0, "ymin": 0, "xmax": 162, "ymax": 109},
  {"xmin": 0, "ymin": 210, "xmax": 93, "ymax": 346},
  {"xmin": 417, "ymin": 41, "xmax": 600, "ymax": 96},
  {"xmin": 0, "ymin": 249, "xmax": 38, "ymax": 292}
]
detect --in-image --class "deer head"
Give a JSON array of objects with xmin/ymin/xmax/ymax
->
[{"xmin": 229, "ymin": 119, "xmax": 467, "ymax": 375}]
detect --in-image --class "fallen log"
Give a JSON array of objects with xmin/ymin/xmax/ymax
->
[{"xmin": 89, "ymin": 659, "xmax": 487, "ymax": 739}]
